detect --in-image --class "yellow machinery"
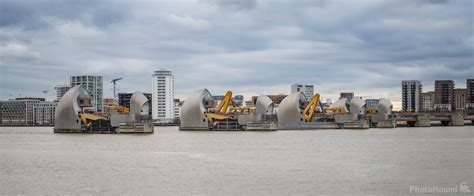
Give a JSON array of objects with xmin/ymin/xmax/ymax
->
[
  {"xmin": 229, "ymin": 106, "xmax": 254, "ymax": 113},
  {"xmin": 204, "ymin": 90, "xmax": 256, "ymax": 129},
  {"xmin": 106, "ymin": 105, "xmax": 130, "ymax": 113},
  {"xmin": 205, "ymin": 91, "xmax": 235, "ymax": 125},
  {"xmin": 325, "ymin": 107, "xmax": 346, "ymax": 113},
  {"xmin": 79, "ymin": 113, "xmax": 107, "ymax": 128},
  {"xmin": 365, "ymin": 108, "xmax": 378, "ymax": 115},
  {"xmin": 216, "ymin": 91, "xmax": 233, "ymax": 114},
  {"xmin": 301, "ymin": 93, "xmax": 321, "ymax": 122}
]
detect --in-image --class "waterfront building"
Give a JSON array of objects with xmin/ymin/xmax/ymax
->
[
  {"xmin": 454, "ymin": 88, "xmax": 467, "ymax": 111},
  {"xmin": 70, "ymin": 75, "xmax": 103, "ymax": 112},
  {"xmin": 402, "ymin": 80, "xmax": 422, "ymax": 112},
  {"xmin": 365, "ymin": 99, "xmax": 380, "ymax": 109},
  {"xmin": 1, "ymin": 98, "xmax": 43, "ymax": 124},
  {"xmin": 291, "ymin": 84, "xmax": 314, "ymax": 99},
  {"xmin": 118, "ymin": 92, "xmax": 152, "ymax": 115},
  {"xmin": 420, "ymin": 91, "xmax": 435, "ymax": 112},
  {"xmin": 340, "ymin": 92, "xmax": 354, "ymax": 101},
  {"xmin": 434, "ymin": 80, "xmax": 454, "ymax": 111},
  {"xmin": 54, "ymin": 85, "xmax": 70, "ymax": 102},
  {"xmin": 33, "ymin": 102, "xmax": 56, "ymax": 125},
  {"xmin": 152, "ymin": 69, "xmax": 174, "ymax": 122}
]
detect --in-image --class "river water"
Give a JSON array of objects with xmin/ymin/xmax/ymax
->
[{"xmin": 1, "ymin": 126, "xmax": 473, "ymax": 195}]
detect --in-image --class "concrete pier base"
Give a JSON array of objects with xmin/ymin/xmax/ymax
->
[
  {"xmin": 343, "ymin": 120, "xmax": 369, "ymax": 129},
  {"xmin": 246, "ymin": 122, "xmax": 277, "ymax": 131},
  {"xmin": 377, "ymin": 120, "xmax": 397, "ymax": 128},
  {"xmin": 416, "ymin": 115, "xmax": 431, "ymax": 127},
  {"xmin": 54, "ymin": 129, "xmax": 83, "ymax": 133},
  {"xmin": 450, "ymin": 115, "xmax": 464, "ymax": 126}
]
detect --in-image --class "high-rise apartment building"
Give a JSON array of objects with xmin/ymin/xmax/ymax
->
[
  {"xmin": 467, "ymin": 79, "xmax": 474, "ymax": 114},
  {"xmin": 54, "ymin": 85, "xmax": 70, "ymax": 101},
  {"xmin": 70, "ymin": 76, "xmax": 103, "ymax": 112},
  {"xmin": 152, "ymin": 69, "xmax": 174, "ymax": 122},
  {"xmin": 402, "ymin": 80, "xmax": 422, "ymax": 112},
  {"xmin": 434, "ymin": 80, "xmax": 454, "ymax": 111},
  {"xmin": 454, "ymin": 88, "xmax": 467, "ymax": 110}
]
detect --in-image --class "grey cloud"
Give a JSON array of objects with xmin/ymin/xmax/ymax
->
[
  {"xmin": 0, "ymin": 0, "xmax": 472, "ymax": 104},
  {"xmin": 210, "ymin": 0, "xmax": 258, "ymax": 10},
  {"xmin": 0, "ymin": 0, "xmax": 129, "ymax": 30}
]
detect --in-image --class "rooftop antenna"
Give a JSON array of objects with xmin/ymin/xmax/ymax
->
[{"xmin": 111, "ymin": 77, "xmax": 123, "ymax": 99}]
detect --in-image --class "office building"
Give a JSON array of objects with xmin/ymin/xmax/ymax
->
[
  {"xmin": 1, "ymin": 98, "xmax": 43, "ymax": 124},
  {"xmin": 33, "ymin": 102, "xmax": 56, "ymax": 125},
  {"xmin": 70, "ymin": 75, "xmax": 103, "ymax": 112},
  {"xmin": 152, "ymin": 69, "xmax": 174, "ymax": 122},
  {"xmin": 420, "ymin": 91, "xmax": 435, "ymax": 112},
  {"xmin": 402, "ymin": 80, "xmax": 422, "ymax": 112},
  {"xmin": 454, "ymin": 88, "xmax": 467, "ymax": 110},
  {"xmin": 291, "ymin": 84, "xmax": 314, "ymax": 99},
  {"xmin": 54, "ymin": 85, "xmax": 70, "ymax": 101},
  {"xmin": 434, "ymin": 80, "xmax": 454, "ymax": 111}
]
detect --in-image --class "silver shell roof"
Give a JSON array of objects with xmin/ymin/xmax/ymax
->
[
  {"xmin": 373, "ymin": 98, "xmax": 393, "ymax": 121},
  {"xmin": 254, "ymin": 95, "xmax": 274, "ymax": 115},
  {"xmin": 350, "ymin": 97, "xmax": 365, "ymax": 115},
  {"xmin": 328, "ymin": 98, "xmax": 348, "ymax": 113},
  {"xmin": 277, "ymin": 92, "xmax": 306, "ymax": 128},
  {"xmin": 130, "ymin": 91, "xmax": 150, "ymax": 115},
  {"xmin": 179, "ymin": 89, "xmax": 212, "ymax": 129},
  {"xmin": 54, "ymin": 85, "xmax": 90, "ymax": 131},
  {"xmin": 377, "ymin": 98, "xmax": 392, "ymax": 114}
]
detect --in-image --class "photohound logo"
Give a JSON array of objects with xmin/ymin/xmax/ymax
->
[
  {"xmin": 460, "ymin": 181, "xmax": 471, "ymax": 193},
  {"xmin": 409, "ymin": 181, "xmax": 471, "ymax": 194}
]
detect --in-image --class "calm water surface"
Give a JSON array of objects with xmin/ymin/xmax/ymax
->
[{"xmin": 1, "ymin": 126, "xmax": 473, "ymax": 195}]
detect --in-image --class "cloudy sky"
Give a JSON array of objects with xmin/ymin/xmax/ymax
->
[{"xmin": 0, "ymin": 0, "xmax": 472, "ymax": 109}]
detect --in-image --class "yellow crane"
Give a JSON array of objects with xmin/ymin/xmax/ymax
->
[
  {"xmin": 205, "ymin": 91, "xmax": 236, "ymax": 124},
  {"xmin": 301, "ymin": 93, "xmax": 321, "ymax": 122},
  {"xmin": 215, "ymin": 91, "xmax": 233, "ymax": 113}
]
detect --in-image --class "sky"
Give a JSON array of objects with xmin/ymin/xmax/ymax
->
[{"xmin": 0, "ymin": 0, "xmax": 473, "ymax": 110}]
